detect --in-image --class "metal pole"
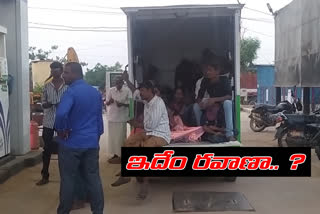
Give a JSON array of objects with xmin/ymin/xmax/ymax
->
[
  {"xmin": 303, "ymin": 87, "xmax": 310, "ymax": 114},
  {"xmin": 276, "ymin": 87, "xmax": 281, "ymax": 104}
]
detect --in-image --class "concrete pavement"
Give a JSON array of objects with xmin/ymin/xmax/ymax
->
[{"xmin": 1, "ymin": 113, "xmax": 320, "ymax": 214}]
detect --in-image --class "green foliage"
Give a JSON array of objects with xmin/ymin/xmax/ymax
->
[
  {"xmin": 28, "ymin": 46, "xmax": 87, "ymax": 66},
  {"xmin": 33, "ymin": 83, "xmax": 44, "ymax": 94},
  {"xmin": 240, "ymin": 37, "xmax": 261, "ymax": 71},
  {"xmin": 85, "ymin": 62, "xmax": 122, "ymax": 89},
  {"xmin": 29, "ymin": 46, "xmax": 53, "ymax": 61}
]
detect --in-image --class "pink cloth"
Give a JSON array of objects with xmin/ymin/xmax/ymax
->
[
  {"xmin": 172, "ymin": 115, "xmax": 184, "ymax": 131},
  {"xmin": 170, "ymin": 115, "xmax": 204, "ymax": 142},
  {"xmin": 171, "ymin": 126, "xmax": 204, "ymax": 142},
  {"xmin": 129, "ymin": 115, "xmax": 204, "ymax": 143},
  {"xmin": 129, "ymin": 128, "xmax": 144, "ymax": 137}
]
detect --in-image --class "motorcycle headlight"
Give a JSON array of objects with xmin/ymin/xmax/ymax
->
[{"xmin": 276, "ymin": 116, "xmax": 283, "ymax": 123}]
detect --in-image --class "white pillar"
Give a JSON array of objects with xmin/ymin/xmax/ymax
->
[{"xmin": 0, "ymin": 0, "xmax": 30, "ymax": 155}]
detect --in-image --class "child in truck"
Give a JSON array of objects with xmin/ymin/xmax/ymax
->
[{"xmin": 202, "ymin": 102, "xmax": 228, "ymax": 143}]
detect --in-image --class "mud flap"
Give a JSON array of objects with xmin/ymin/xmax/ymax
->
[{"xmin": 274, "ymin": 126, "xmax": 286, "ymax": 140}]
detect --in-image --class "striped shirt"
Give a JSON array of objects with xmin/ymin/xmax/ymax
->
[
  {"xmin": 144, "ymin": 95, "xmax": 171, "ymax": 143},
  {"xmin": 42, "ymin": 81, "xmax": 68, "ymax": 129}
]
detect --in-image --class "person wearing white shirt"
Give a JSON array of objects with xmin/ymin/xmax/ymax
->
[
  {"xmin": 106, "ymin": 78, "xmax": 132, "ymax": 164},
  {"xmin": 111, "ymin": 80, "xmax": 171, "ymax": 200},
  {"xmin": 195, "ymin": 76, "xmax": 210, "ymax": 99},
  {"xmin": 193, "ymin": 72, "xmax": 210, "ymax": 126}
]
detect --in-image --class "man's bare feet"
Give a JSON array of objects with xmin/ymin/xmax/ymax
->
[
  {"xmin": 36, "ymin": 178, "xmax": 49, "ymax": 186},
  {"xmin": 136, "ymin": 182, "xmax": 148, "ymax": 200},
  {"xmin": 71, "ymin": 200, "xmax": 85, "ymax": 210},
  {"xmin": 111, "ymin": 177, "xmax": 131, "ymax": 187},
  {"xmin": 228, "ymin": 136, "xmax": 237, "ymax": 141},
  {"xmin": 108, "ymin": 155, "xmax": 121, "ymax": 164},
  {"xmin": 108, "ymin": 157, "xmax": 121, "ymax": 164}
]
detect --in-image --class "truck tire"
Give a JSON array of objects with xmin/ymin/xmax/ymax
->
[
  {"xmin": 249, "ymin": 101, "xmax": 256, "ymax": 106},
  {"xmin": 224, "ymin": 177, "xmax": 237, "ymax": 182},
  {"xmin": 277, "ymin": 132, "xmax": 288, "ymax": 147},
  {"xmin": 315, "ymin": 146, "xmax": 320, "ymax": 160},
  {"xmin": 250, "ymin": 118, "xmax": 266, "ymax": 132}
]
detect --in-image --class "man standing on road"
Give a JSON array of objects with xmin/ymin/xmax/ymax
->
[
  {"xmin": 55, "ymin": 62, "xmax": 104, "ymax": 214},
  {"xmin": 36, "ymin": 61, "xmax": 68, "ymax": 186},
  {"xmin": 106, "ymin": 78, "xmax": 131, "ymax": 164}
]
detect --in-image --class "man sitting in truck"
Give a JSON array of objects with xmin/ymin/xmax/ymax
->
[
  {"xmin": 193, "ymin": 49, "xmax": 213, "ymax": 126},
  {"xmin": 196, "ymin": 55, "xmax": 236, "ymax": 141},
  {"xmin": 111, "ymin": 80, "xmax": 171, "ymax": 200}
]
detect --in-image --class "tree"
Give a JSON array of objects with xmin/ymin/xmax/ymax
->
[
  {"xmin": 240, "ymin": 37, "xmax": 261, "ymax": 71},
  {"xmin": 29, "ymin": 46, "xmax": 87, "ymax": 91},
  {"xmin": 28, "ymin": 45, "xmax": 88, "ymax": 66},
  {"xmin": 85, "ymin": 62, "xmax": 122, "ymax": 89},
  {"xmin": 29, "ymin": 45, "xmax": 58, "ymax": 61}
]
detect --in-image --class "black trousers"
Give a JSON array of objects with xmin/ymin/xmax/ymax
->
[
  {"xmin": 57, "ymin": 145, "xmax": 104, "ymax": 214},
  {"xmin": 41, "ymin": 127, "xmax": 55, "ymax": 179}
]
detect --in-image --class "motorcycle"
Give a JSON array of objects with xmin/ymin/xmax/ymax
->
[
  {"xmin": 249, "ymin": 99, "xmax": 301, "ymax": 132},
  {"xmin": 274, "ymin": 108, "xmax": 320, "ymax": 160}
]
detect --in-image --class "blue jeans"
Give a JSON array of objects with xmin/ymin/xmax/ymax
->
[
  {"xmin": 193, "ymin": 100, "xmax": 234, "ymax": 137},
  {"xmin": 193, "ymin": 103, "xmax": 203, "ymax": 126},
  {"xmin": 57, "ymin": 145, "xmax": 104, "ymax": 214},
  {"xmin": 73, "ymin": 168, "xmax": 87, "ymax": 202},
  {"xmin": 223, "ymin": 100, "xmax": 234, "ymax": 138}
]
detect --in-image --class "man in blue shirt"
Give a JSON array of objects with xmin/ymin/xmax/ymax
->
[{"xmin": 55, "ymin": 62, "xmax": 104, "ymax": 214}]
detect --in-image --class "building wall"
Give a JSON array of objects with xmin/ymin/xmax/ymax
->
[
  {"xmin": 31, "ymin": 61, "xmax": 52, "ymax": 87},
  {"xmin": 256, "ymin": 64, "xmax": 320, "ymax": 109},
  {"xmin": 240, "ymin": 72, "xmax": 257, "ymax": 89},
  {"xmin": 256, "ymin": 65, "xmax": 276, "ymax": 105},
  {"xmin": 0, "ymin": 0, "xmax": 30, "ymax": 155},
  {"xmin": 257, "ymin": 65, "xmax": 274, "ymax": 87}
]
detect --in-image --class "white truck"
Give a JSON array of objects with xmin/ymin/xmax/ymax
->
[{"xmin": 121, "ymin": 4, "xmax": 243, "ymax": 149}]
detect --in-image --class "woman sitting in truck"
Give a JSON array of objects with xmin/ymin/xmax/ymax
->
[{"xmin": 167, "ymin": 88, "xmax": 204, "ymax": 142}]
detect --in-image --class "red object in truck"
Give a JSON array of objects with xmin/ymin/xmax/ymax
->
[{"xmin": 30, "ymin": 120, "xmax": 40, "ymax": 150}]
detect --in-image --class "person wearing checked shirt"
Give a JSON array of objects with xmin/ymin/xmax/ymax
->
[{"xmin": 36, "ymin": 61, "xmax": 68, "ymax": 186}]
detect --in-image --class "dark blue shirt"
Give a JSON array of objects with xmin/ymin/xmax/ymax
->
[{"xmin": 55, "ymin": 79, "xmax": 104, "ymax": 148}]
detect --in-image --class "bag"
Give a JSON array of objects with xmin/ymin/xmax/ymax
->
[
  {"xmin": 202, "ymin": 133, "xmax": 227, "ymax": 144},
  {"xmin": 181, "ymin": 105, "xmax": 197, "ymax": 127},
  {"xmin": 296, "ymin": 98, "xmax": 303, "ymax": 111}
]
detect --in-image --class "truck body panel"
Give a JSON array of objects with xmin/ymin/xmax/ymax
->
[{"xmin": 122, "ymin": 4, "xmax": 243, "ymax": 146}]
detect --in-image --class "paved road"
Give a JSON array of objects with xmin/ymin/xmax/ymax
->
[{"xmin": 1, "ymin": 112, "xmax": 320, "ymax": 214}]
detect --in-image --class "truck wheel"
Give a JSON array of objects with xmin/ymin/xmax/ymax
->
[
  {"xmin": 249, "ymin": 101, "xmax": 256, "ymax": 106},
  {"xmin": 315, "ymin": 146, "xmax": 320, "ymax": 160},
  {"xmin": 277, "ymin": 133, "xmax": 288, "ymax": 147},
  {"xmin": 224, "ymin": 177, "xmax": 237, "ymax": 182},
  {"xmin": 250, "ymin": 118, "xmax": 266, "ymax": 132}
]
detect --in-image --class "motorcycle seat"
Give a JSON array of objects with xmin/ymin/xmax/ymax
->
[
  {"xmin": 254, "ymin": 104, "xmax": 278, "ymax": 111},
  {"xmin": 286, "ymin": 114, "xmax": 318, "ymax": 126},
  {"xmin": 254, "ymin": 104, "xmax": 276, "ymax": 109},
  {"xmin": 306, "ymin": 123, "xmax": 320, "ymax": 129}
]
